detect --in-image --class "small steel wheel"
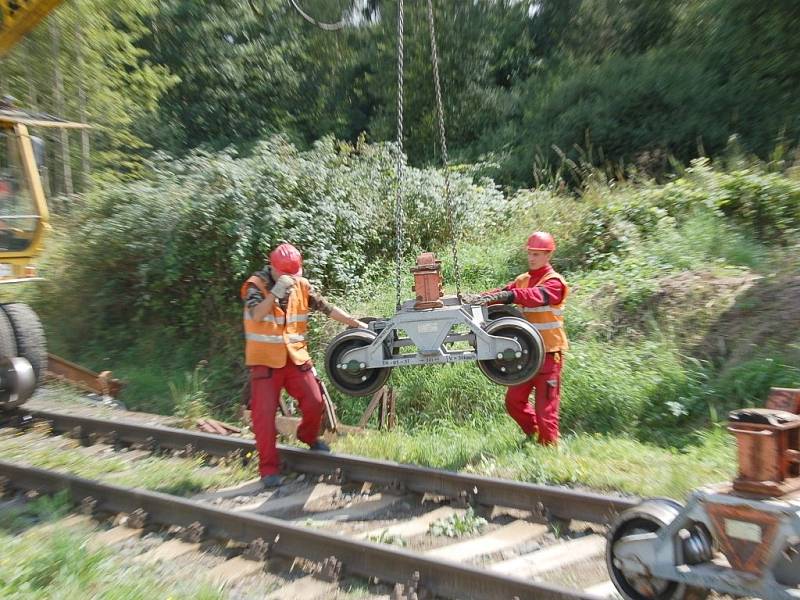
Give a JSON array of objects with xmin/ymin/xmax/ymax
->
[
  {"xmin": 607, "ymin": 499, "xmax": 709, "ymax": 600},
  {"xmin": 325, "ymin": 329, "xmax": 392, "ymax": 396},
  {"xmin": 477, "ymin": 317, "xmax": 544, "ymax": 386},
  {"xmin": 0, "ymin": 356, "xmax": 35, "ymax": 409}
]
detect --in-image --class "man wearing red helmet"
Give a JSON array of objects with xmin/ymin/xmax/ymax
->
[
  {"xmin": 241, "ymin": 243, "xmax": 367, "ymax": 487},
  {"xmin": 467, "ymin": 232, "xmax": 568, "ymax": 445}
]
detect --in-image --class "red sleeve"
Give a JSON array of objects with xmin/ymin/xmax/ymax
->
[{"xmin": 511, "ymin": 278, "xmax": 565, "ymax": 307}]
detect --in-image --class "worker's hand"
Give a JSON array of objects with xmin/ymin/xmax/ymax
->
[
  {"xmin": 461, "ymin": 293, "xmax": 485, "ymax": 305},
  {"xmin": 462, "ymin": 291, "xmax": 514, "ymax": 305},
  {"xmin": 270, "ymin": 275, "xmax": 295, "ymax": 299},
  {"xmin": 350, "ymin": 319, "xmax": 369, "ymax": 329}
]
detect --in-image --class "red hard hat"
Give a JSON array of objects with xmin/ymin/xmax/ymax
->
[
  {"xmin": 526, "ymin": 231, "xmax": 556, "ymax": 252},
  {"xmin": 269, "ymin": 243, "xmax": 303, "ymax": 276}
]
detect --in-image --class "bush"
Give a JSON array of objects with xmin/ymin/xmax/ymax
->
[{"xmin": 32, "ymin": 137, "xmax": 505, "ymax": 413}]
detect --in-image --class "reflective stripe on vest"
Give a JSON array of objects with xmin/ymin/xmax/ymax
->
[
  {"xmin": 514, "ymin": 270, "xmax": 569, "ymax": 353},
  {"xmin": 241, "ymin": 275, "xmax": 312, "ymax": 368},
  {"xmin": 522, "ymin": 306, "xmax": 565, "ymax": 316},
  {"xmin": 245, "ymin": 332, "xmax": 307, "ymax": 343},
  {"xmin": 531, "ymin": 322, "xmax": 563, "ymax": 330},
  {"xmin": 243, "ymin": 313, "xmax": 309, "ymax": 325},
  {"xmin": 253, "ymin": 314, "xmax": 285, "ymax": 325}
]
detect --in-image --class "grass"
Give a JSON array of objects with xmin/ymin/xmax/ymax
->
[
  {"xmin": 0, "ymin": 428, "xmax": 255, "ymax": 496},
  {"xmin": 429, "ymin": 507, "xmax": 487, "ymax": 538},
  {"xmin": 334, "ymin": 422, "xmax": 736, "ymax": 499},
  {"xmin": 0, "ymin": 494, "xmax": 224, "ymax": 600}
]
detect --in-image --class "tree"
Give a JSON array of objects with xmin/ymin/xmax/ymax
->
[{"xmin": 0, "ymin": 0, "xmax": 177, "ymax": 192}]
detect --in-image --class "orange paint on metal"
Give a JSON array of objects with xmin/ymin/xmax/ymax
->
[
  {"xmin": 705, "ymin": 502, "xmax": 781, "ymax": 576},
  {"xmin": 0, "ymin": 0, "xmax": 66, "ymax": 57}
]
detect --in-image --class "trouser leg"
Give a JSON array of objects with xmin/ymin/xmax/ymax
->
[
  {"xmin": 250, "ymin": 365, "xmax": 285, "ymax": 476},
  {"xmin": 505, "ymin": 378, "xmax": 538, "ymax": 436},
  {"xmin": 284, "ymin": 361, "xmax": 324, "ymax": 446},
  {"xmin": 533, "ymin": 353, "xmax": 562, "ymax": 445}
]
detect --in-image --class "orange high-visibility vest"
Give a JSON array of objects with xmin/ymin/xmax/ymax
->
[
  {"xmin": 513, "ymin": 270, "xmax": 569, "ymax": 353},
  {"xmin": 241, "ymin": 275, "xmax": 311, "ymax": 368}
]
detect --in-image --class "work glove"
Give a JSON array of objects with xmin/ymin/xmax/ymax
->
[
  {"xmin": 462, "ymin": 290, "xmax": 514, "ymax": 305},
  {"xmin": 270, "ymin": 274, "xmax": 296, "ymax": 300}
]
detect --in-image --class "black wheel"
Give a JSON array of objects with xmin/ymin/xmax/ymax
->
[
  {"xmin": 0, "ymin": 308, "xmax": 17, "ymax": 361},
  {"xmin": 607, "ymin": 499, "xmax": 710, "ymax": 600},
  {"xmin": 487, "ymin": 304, "xmax": 524, "ymax": 320},
  {"xmin": 1, "ymin": 303, "xmax": 47, "ymax": 383},
  {"xmin": 477, "ymin": 317, "xmax": 544, "ymax": 386},
  {"xmin": 325, "ymin": 329, "xmax": 392, "ymax": 396}
]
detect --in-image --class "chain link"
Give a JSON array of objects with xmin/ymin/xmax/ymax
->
[
  {"xmin": 393, "ymin": 0, "xmax": 405, "ymax": 310},
  {"xmin": 426, "ymin": 0, "xmax": 461, "ymax": 298}
]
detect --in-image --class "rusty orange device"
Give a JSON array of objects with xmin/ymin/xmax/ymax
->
[
  {"xmin": 726, "ymin": 388, "xmax": 800, "ymax": 497},
  {"xmin": 409, "ymin": 252, "xmax": 444, "ymax": 309}
]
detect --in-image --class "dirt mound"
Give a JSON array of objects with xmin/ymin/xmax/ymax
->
[
  {"xmin": 695, "ymin": 274, "xmax": 800, "ymax": 366},
  {"xmin": 608, "ymin": 270, "xmax": 760, "ymax": 349},
  {"xmin": 602, "ymin": 267, "xmax": 800, "ymax": 371}
]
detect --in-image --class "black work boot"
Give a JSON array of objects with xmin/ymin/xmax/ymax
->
[
  {"xmin": 309, "ymin": 440, "xmax": 331, "ymax": 452},
  {"xmin": 260, "ymin": 474, "xmax": 283, "ymax": 488}
]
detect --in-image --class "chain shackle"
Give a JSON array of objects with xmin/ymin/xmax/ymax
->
[{"xmin": 426, "ymin": 0, "xmax": 462, "ymax": 298}]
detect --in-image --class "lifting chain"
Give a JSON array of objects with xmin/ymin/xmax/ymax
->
[
  {"xmin": 393, "ymin": 0, "xmax": 405, "ymax": 310},
  {"xmin": 426, "ymin": 0, "xmax": 461, "ymax": 299},
  {"xmin": 286, "ymin": 0, "xmax": 348, "ymax": 31},
  {"xmin": 282, "ymin": 0, "xmax": 458, "ymax": 307}
]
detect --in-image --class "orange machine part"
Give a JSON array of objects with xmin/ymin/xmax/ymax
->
[
  {"xmin": 728, "ymin": 396, "xmax": 800, "ymax": 497},
  {"xmin": 410, "ymin": 252, "xmax": 444, "ymax": 309}
]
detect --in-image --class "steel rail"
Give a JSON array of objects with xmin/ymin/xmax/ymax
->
[
  {"xmin": 10, "ymin": 408, "xmax": 637, "ymax": 524},
  {"xmin": 0, "ymin": 460, "xmax": 596, "ymax": 600}
]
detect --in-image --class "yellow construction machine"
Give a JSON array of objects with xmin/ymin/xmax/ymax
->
[{"xmin": 0, "ymin": 0, "xmax": 87, "ymax": 407}]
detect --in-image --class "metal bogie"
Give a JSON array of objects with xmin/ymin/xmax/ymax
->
[
  {"xmin": 324, "ymin": 295, "xmax": 544, "ymax": 395},
  {"xmin": 608, "ymin": 490, "xmax": 800, "ymax": 600}
]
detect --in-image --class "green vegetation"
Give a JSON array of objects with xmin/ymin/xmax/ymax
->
[
  {"xmin": 0, "ymin": 430, "xmax": 254, "ymax": 495},
  {"xmin": 429, "ymin": 507, "xmax": 487, "ymax": 538},
  {"xmin": 337, "ymin": 425, "xmax": 735, "ymax": 500},
  {"xmin": 367, "ymin": 529, "xmax": 407, "ymax": 547},
  {"xmin": 0, "ymin": 494, "xmax": 224, "ymax": 599},
  {"xmin": 3, "ymin": 2, "xmax": 799, "ymax": 193}
]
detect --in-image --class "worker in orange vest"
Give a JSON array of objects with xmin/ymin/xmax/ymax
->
[
  {"xmin": 242, "ymin": 243, "xmax": 367, "ymax": 487},
  {"xmin": 467, "ymin": 232, "xmax": 568, "ymax": 445}
]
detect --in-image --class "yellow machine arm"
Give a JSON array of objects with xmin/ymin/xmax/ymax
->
[{"xmin": 0, "ymin": 0, "xmax": 65, "ymax": 56}]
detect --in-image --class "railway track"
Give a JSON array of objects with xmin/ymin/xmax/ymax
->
[{"xmin": 0, "ymin": 408, "xmax": 637, "ymax": 600}]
